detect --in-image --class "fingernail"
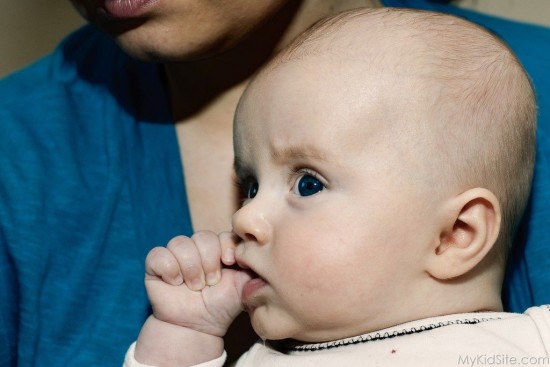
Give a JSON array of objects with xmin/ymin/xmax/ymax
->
[
  {"xmin": 223, "ymin": 248, "xmax": 235, "ymax": 263},
  {"xmin": 206, "ymin": 271, "xmax": 220, "ymax": 286},
  {"xmin": 173, "ymin": 274, "xmax": 183, "ymax": 285},
  {"xmin": 190, "ymin": 276, "xmax": 205, "ymax": 291}
]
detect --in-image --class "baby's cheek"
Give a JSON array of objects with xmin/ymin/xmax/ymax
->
[{"xmin": 283, "ymin": 252, "xmax": 341, "ymax": 293}]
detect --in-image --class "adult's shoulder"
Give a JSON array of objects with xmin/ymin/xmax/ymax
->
[
  {"xmin": 2, "ymin": 26, "xmax": 110, "ymax": 87},
  {"xmin": 0, "ymin": 26, "xmax": 121, "ymax": 156},
  {"xmin": 0, "ymin": 23, "xmax": 170, "ymax": 208},
  {"xmin": 0, "ymin": 23, "xmax": 168, "ymax": 144},
  {"xmin": 0, "ymin": 25, "xmax": 138, "ymax": 108}
]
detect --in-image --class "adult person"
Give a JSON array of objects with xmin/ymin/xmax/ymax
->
[
  {"xmin": 0, "ymin": 0, "xmax": 548, "ymax": 366},
  {"xmin": 0, "ymin": 1, "xmax": 384, "ymax": 366}
]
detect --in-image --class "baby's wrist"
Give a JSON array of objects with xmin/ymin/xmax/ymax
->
[{"xmin": 135, "ymin": 315, "xmax": 224, "ymax": 366}]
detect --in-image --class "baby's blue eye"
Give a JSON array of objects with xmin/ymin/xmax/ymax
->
[
  {"xmin": 247, "ymin": 182, "xmax": 259, "ymax": 199},
  {"xmin": 296, "ymin": 175, "xmax": 324, "ymax": 197}
]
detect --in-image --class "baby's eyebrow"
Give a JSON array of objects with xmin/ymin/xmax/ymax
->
[
  {"xmin": 270, "ymin": 145, "xmax": 328, "ymax": 164},
  {"xmin": 233, "ymin": 144, "xmax": 331, "ymax": 178}
]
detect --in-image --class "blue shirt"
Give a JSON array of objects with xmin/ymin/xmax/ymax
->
[
  {"xmin": 0, "ymin": 26, "xmax": 192, "ymax": 365},
  {"xmin": 382, "ymin": 0, "xmax": 550, "ymax": 311}
]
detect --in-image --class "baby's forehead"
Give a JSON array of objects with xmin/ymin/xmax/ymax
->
[
  {"xmin": 238, "ymin": 8, "xmax": 515, "ymax": 142},
  {"xmin": 237, "ymin": 58, "xmax": 429, "ymax": 159},
  {"xmin": 255, "ymin": 27, "xmax": 438, "ymax": 104},
  {"xmin": 245, "ymin": 45, "xmax": 435, "ymax": 123}
]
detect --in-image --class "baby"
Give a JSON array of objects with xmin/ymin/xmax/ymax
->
[{"xmin": 125, "ymin": 8, "xmax": 548, "ymax": 367}]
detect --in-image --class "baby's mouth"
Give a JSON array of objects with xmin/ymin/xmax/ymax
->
[
  {"xmin": 235, "ymin": 255, "xmax": 261, "ymax": 279},
  {"xmin": 241, "ymin": 275, "xmax": 268, "ymax": 307},
  {"xmin": 237, "ymin": 264, "xmax": 268, "ymax": 307},
  {"xmin": 245, "ymin": 268, "xmax": 260, "ymax": 280},
  {"xmin": 234, "ymin": 250, "xmax": 269, "ymax": 302},
  {"xmin": 240, "ymin": 266, "xmax": 266, "ymax": 286}
]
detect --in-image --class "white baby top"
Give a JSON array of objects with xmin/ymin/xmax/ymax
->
[{"xmin": 125, "ymin": 305, "xmax": 550, "ymax": 367}]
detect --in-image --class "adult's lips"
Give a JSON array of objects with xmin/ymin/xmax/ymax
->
[{"xmin": 101, "ymin": 0, "xmax": 160, "ymax": 18}]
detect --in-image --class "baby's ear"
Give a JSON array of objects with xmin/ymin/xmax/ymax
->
[{"xmin": 426, "ymin": 188, "xmax": 501, "ymax": 280}]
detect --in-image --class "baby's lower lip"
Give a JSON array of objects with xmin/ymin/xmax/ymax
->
[
  {"xmin": 102, "ymin": 0, "xmax": 160, "ymax": 18},
  {"xmin": 242, "ymin": 277, "xmax": 267, "ymax": 305}
]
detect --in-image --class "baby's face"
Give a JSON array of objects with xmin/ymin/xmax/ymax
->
[{"xmin": 232, "ymin": 58, "xmax": 442, "ymax": 342}]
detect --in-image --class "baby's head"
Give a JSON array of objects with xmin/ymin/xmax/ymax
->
[{"xmin": 232, "ymin": 8, "xmax": 536, "ymax": 342}]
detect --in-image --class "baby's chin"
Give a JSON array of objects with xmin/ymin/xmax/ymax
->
[
  {"xmin": 248, "ymin": 317, "xmax": 346, "ymax": 344},
  {"xmin": 247, "ymin": 313, "xmax": 293, "ymax": 342}
]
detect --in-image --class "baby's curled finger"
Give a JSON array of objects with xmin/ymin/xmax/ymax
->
[
  {"xmin": 166, "ymin": 236, "xmax": 205, "ymax": 291},
  {"xmin": 219, "ymin": 231, "xmax": 239, "ymax": 266},
  {"xmin": 192, "ymin": 231, "xmax": 222, "ymax": 286},
  {"xmin": 145, "ymin": 246, "xmax": 183, "ymax": 286}
]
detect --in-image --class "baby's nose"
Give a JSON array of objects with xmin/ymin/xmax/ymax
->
[{"xmin": 232, "ymin": 201, "xmax": 271, "ymax": 245}]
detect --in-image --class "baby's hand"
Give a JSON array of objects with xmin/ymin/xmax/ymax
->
[{"xmin": 144, "ymin": 231, "xmax": 251, "ymax": 337}]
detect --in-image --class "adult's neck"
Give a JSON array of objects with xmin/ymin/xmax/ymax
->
[{"xmin": 164, "ymin": 0, "xmax": 381, "ymax": 121}]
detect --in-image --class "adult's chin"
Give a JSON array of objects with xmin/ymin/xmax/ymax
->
[
  {"xmin": 69, "ymin": 0, "xmax": 293, "ymax": 63},
  {"xmin": 110, "ymin": 22, "xmax": 240, "ymax": 63}
]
